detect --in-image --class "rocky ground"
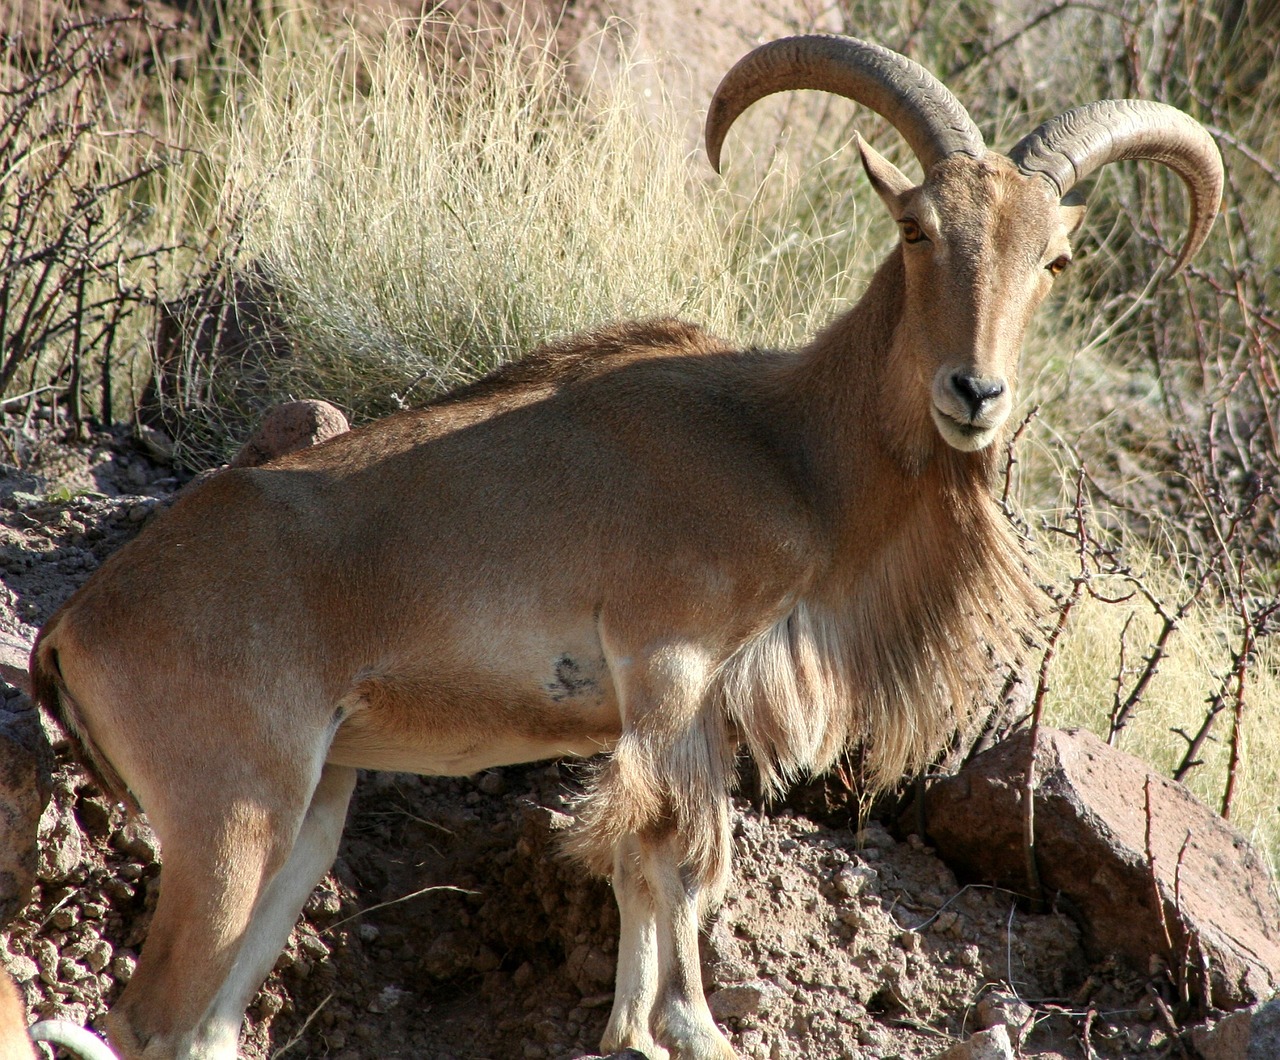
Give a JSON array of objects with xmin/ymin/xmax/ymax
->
[{"xmin": 4, "ymin": 417, "xmax": 1264, "ymax": 1060}]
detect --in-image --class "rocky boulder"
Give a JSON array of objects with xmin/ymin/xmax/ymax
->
[
  {"xmin": 1191, "ymin": 996, "xmax": 1280, "ymax": 1059},
  {"xmin": 924, "ymin": 727, "xmax": 1280, "ymax": 1009},
  {"xmin": 228, "ymin": 399, "xmax": 350, "ymax": 469}
]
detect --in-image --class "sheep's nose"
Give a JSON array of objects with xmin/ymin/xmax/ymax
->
[{"xmin": 949, "ymin": 372, "xmax": 1006, "ymax": 419}]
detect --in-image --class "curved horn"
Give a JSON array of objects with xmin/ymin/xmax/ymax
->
[
  {"xmin": 1010, "ymin": 99, "xmax": 1224, "ymax": 273},
  {"xmin": 29, "ymin": 1020, "xmax": 121, "ymax": 1060},
  {"xmin": 706, "ymin": 34, "xmax": 984, "ymax": 175}
]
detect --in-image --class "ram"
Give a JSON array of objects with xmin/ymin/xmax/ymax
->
[{"xmin": 30, "ymin": 33, "xmax": 1221, "ymax": 1060}]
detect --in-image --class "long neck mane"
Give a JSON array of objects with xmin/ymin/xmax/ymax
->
[{"xmin": 720, "ymin": 251, "xmax": 1041, "ymax": 794}]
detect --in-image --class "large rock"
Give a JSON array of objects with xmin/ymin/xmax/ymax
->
[
  {"xmin": 924, "ymin": 727, "xmax": 1280, "ymax": 1009},
  {"xmin": 1191, "ymin": 997, "xmax": 1280, "ymax": 1059}
]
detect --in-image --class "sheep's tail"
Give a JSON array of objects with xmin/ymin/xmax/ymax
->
[{"xmin": 30, "ymin": 623, "xmax": 135, "ymax": 811}]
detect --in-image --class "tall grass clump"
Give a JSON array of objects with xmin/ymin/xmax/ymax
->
[{"xmin": 199, "ymin": 14, "xmax": 879, "ymax": 449}]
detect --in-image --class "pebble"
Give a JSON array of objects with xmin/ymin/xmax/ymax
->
[
  {"xmin": 110, "ymin": 953, "xmax": 137, "ymax": 982},
  {"xmin": 834, "ymin": 863, "xmax": 876, "ymax": 898},
  {"xmin": 83, "ymin": 940, "xmax": 112, "ymax": 973},
  {"xmin": 478, "ymin": 771, "xmax": 507, "ymax": 796},
  {"xmin": 708, "ymin": 981, "xmax": 772, "ymax": 1020},
  {"xmin": 5, "ymin": 953, "xmax": 38, "ymax": 983}
]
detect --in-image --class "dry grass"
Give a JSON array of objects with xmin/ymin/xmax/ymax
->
[{"xmin": 212, "ymin": 14, "xmax": 878, "ymax": 429}]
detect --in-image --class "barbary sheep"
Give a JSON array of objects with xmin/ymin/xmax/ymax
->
[{"xmin": 30, "ymin": 33, "xmax": 1221, "ymax": 1060}]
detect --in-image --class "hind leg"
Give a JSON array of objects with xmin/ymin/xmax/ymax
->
[
  {"xmin": 104, "ymin": 764, "xmax": 354, "ymax": 1060},
  {"xmin": 199, "ymin": 764, "xmax": 356, "ymax": 1049}
]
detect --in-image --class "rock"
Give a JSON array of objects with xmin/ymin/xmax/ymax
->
[
  {"xmin": 110, "ymin": 819, "xmax": 160, "ymax": 863},
  {"xmin": 564, "ymin": 942, "xmax": 614, "ymax": 992},
  {"xmin": 478, "ymin": 771, "xmax": 507, "ymax": 796},
  {"xmin": 4, "ymin": 953, "xmax": 38, "ymax": 984},
  {"xmin": 1191, "ymin": 997, "xmax": 1280, "ymax": 1059},
  {"xmin": 707, "ymin": 981, "xmax": 774, "ymax": 1020},
  {"xmin": 976, "ymin": 991, "xmax": 1032, "ymax": 1033},
  {"xmin": 929, "ymin": 1025, "xmax": 1013, "ymax": 1060},
  {"xmin": 228, "ymin": 400, "xmax": 350, "ymax": 469},
  {"xmin": 925, "ymin": 727, "xmax": 1280, "ymax": 1008},
  {"xmin": 0, "ymin": 631, "xmax": 31, "ymax": 695},
  {"xmin": 0, "ymin": 708, "xmax": 49, "ymax": 923}
]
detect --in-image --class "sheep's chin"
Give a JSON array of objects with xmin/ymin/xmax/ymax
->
[{"xmin": 932, "ymin": 406, "xmax": 1000, "ymax": 452}]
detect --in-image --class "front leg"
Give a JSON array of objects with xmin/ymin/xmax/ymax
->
[
  {"xmin": 572, "ymin": 637, "xmax": 738, "ymax": 1059},
  {"xmin": 601, "ymin": 834, "xmax": 667, "ymax": 1060},
  {"xmin": 642, "ymin": 830, "xmax": 736, "ymax": 1060}
]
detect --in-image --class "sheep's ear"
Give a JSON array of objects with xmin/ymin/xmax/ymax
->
[
  {"xmin": 1060, "ymin": 187, "xmax": 1088, "ymax": 236},
  {"xmin": 858, "ymin": 134, "xmax": 914, "ymax": 217}
]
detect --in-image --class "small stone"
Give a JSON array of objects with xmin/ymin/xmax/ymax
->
[
  {"xmin": 478, "ymin": 771, "xmax": 507, "ymax": 796},
  {"xmin": 57, "ymin": 957, "xmax": 90, "ymax": 981},
  {"xmin": 932, "ymin": 910, "xmax": 959, "ymax": 935},
  {"xmin": 930, "ymin": 1025, "xmax": 1014, "ymax": 1060},
  {"xmin": 5, "ymin": 953, "xmax": 38, "ymax": 983},
  {"xmin": 708, "ymin": 981, "xmax": 771, "ymax": 1020},
  {"xmin": 83, "ymin": 939, "xmax": 113, "ymax": 974},
  {"xmin": 111, "ymin": 820, "xmax": 160, "ymax": 863},
  {"xmin": 230, "ymin": 400, "xmax": 350, "ymax": 469},
  {"xmin": 367, "ymin": 984, "xmax": 409, "ymax": 1013},
  {"xmin": 255, "ymin": 992, "xmax": 284, "ymax": 1019},
  {"xmin": 834, "ymin": 864, "xmax": 876, "ymax": 898},
  {"xmin": 977, "ymin": 992, "xmax": 1033, "ymax": 1033},
  {"xmin": 304, "ymin": 887, "xmax": 342, "ymax": 919},
  {"xmin": 48, "ymin": 906, "xmax": 80, "ymax": 930},
  {"xmin": 110, "ymin": 953, "xmax": 137, "ymax": 982},
  {"xmin": 79, "ymin": 900, "xmax": 109, "ymax": 920},
  {"xmin": 297, "ymin": 933, "xmax": 330, "ymax": 960},
  {"xmin": 854, "ymin": 824, "xmax": 896, "ymax": 850}
]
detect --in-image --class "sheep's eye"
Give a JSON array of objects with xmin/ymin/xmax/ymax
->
[
  {"xmin": 900, "ymin": 218, "xmax": 927, "ymax": 244},
  {"xmin": 1048, "ymin": 254, "xmax": 1071, "ymax": 276}
]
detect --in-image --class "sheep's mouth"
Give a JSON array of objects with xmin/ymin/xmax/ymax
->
[{"xmin": 932, "ymin": 406, "xmax": 1001, "ymax": 451}]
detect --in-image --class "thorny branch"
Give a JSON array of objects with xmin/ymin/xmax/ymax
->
[{"xmin": 0, "ymin": 12, "xmax": 188, "ymax": 430}]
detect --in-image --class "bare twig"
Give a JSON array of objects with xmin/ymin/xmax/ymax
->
[{"xmin": 321, "ymin": 884, "xmax": 479, "ymax": 935}]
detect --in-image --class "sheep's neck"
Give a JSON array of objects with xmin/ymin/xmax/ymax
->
[{"xmin": 788, "ymin": 250, "xmax": 997, "ymax": 573}]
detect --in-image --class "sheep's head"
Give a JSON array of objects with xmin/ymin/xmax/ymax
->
[{"xmin": 706, "ymin": 35, "xmax": 1224, "ymax": 455}]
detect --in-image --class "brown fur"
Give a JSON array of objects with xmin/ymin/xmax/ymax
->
[{"xmin": 0, "ymin": 970, "xmax": 32, "ymax": 1060}]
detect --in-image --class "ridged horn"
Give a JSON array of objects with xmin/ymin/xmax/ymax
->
[
  {"xmin": 29, "ymin": 1020, "xmax": 121, "ymax": 1060},
  {"xmin": 705, "ymin": 34, "xmax": 984, "ymax": 175},
  {"xmin": 1010, "ymin": 99, "xmax": 1224, "ymax": 273}
]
